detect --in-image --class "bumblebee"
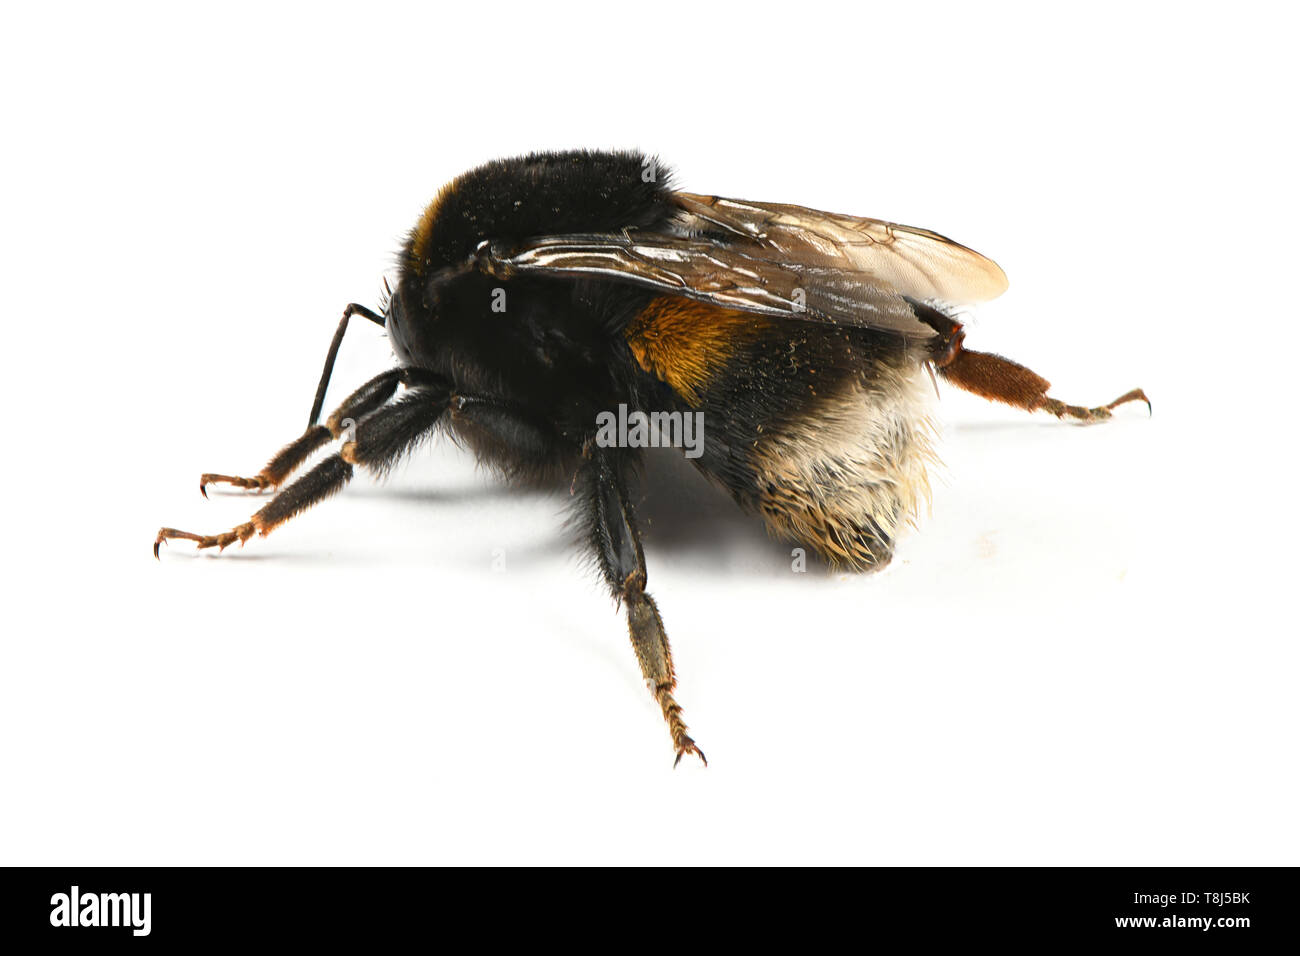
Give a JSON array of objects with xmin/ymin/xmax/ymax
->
[{"xmin": 155, "ymin": 149, "xmax": 1147, "ymax": 765}]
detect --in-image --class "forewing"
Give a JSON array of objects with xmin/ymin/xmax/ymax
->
[
  {"xmin": 474, "ymin": 233, "xmax": 934, "ymax": 338},
  {"xmin": 674, "ymin": 192, "xmax": 1009, "ymax": 306},
  {"xmin": 471, "ymin": 192, "xmax": 1006, "ymax": 339}
]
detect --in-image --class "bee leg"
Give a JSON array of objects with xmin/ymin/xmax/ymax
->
[
  {"xmin": 579, "ymin": 446, "xmax": 706, "ymax": 767},
  {"xmin": 1040, "ymin": 388, "xmax": 1152, "ymax": 423},
  {"xmin": 199, "ymin": 367, "xmax": 407, "ymax": 497},
  {"xmin": 937, "ymin": 343, "xmax": 1150, "ymax": 424},
  {"xmin": 198, "ymin": 302, "xmax": 387, "ymax": 496},
  {"xmin": 157, "ymin": 382, "xmax": 449, "ymax": 558}
]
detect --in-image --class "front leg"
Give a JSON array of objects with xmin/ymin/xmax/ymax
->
[
  {"xmin": 156, "ymin": 383, "xmax": 450, "ymax": 557},
  {"xmin": 577, "ymin": 445, "xmax": 706, "ymax": 767}
]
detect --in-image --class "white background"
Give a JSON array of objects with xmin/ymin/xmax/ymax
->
[{"xmin": 2, "ymin": 2, "xmax": 1295, "ymax": 865}]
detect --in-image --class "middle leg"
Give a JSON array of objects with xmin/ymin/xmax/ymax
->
[{"xmin": 577, "ymin": 444, "xmax": 706, "ymax": 767}]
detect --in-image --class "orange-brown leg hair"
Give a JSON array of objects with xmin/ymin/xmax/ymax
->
[
  {"xmin": 156, "ymin": 383, "xmax": 449, "ymax": 557},
  {"xmin": 580, "ymin": 445, "xmax": 705, "ymax": 767},
  {"xmin": 938, "ymin": 341, "xmax": 1149, "ymax": 424}
]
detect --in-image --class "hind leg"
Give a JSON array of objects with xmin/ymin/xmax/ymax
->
[
  {"xmin": 1039, "ymin": 388, "xmax": 1150, "ymax": 423},
  {"xmin": 156, "ymin": 382, "xmax": 450, "ymax": 557},
  {"xmin": 938, "ymin": 342, "xmax": 1149, "ymax": 424},
  {"xmin": 910, "ymin": 300, "xmax": 1148, "ymax": 423}
]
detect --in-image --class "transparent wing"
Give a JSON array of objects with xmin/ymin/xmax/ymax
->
[
  {"xmin": 474, "ymin": 233, "xmax": 935, "ymax": 338},
  {"xmin": 673, "ymin": 192, "xmax": 1009, "ymax": 306},
  {"xmin": 471, "ymin": 193, "xmax": 1007, "ymax": 339}
]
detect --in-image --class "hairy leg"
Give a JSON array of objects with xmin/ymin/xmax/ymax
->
[
  {"xmin": 912, "ymin": 299, "xmax": 1149, "ymax": 423},
  {"xmin": 199, "ymin": 367, "xmax": 408, "ymax": 497},
  {"xmin": 199, "ymin": 365, "xmax": 452, "ymax": 496},
  {"xmin": 577, "ymin": 445, "xmax": 705, "ymax": 767},
  {"xmin": 939, "ymin": 343, "xmax": 1149, "ymax": 423},
  {"xmin": 156, "ymin": 383, "xmax": 449, "ymax": 557},
  {"xmin": 199, "ymin": 301, "xmax": 387, "ymax": 495}
]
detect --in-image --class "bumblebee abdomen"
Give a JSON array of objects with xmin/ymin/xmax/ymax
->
[
  {"xmin": 624, "ymin": 299, "xmax": 938, "ymax": 571},
  {"xmin": 746, "ymin": 357, "xmax": 938, "ymax": 570}
]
